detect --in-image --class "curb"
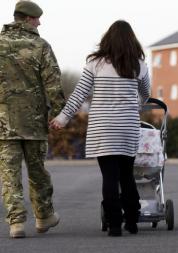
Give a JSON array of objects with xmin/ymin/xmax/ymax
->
[
  {"xmin": 45, "ymin": 159, "xmax": 98, "ymax": 166},
  {"xmin": 165, "ymin": 159, "xmax": 178, "ymax": 165},
  {"xmin": 45, "ymin": 158, "xmax": 178, "ymax": 166}
]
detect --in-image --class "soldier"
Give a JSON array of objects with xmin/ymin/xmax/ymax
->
[{"xmin": 0, "ymin": 1, "xmax": 65, "ymax": 238}]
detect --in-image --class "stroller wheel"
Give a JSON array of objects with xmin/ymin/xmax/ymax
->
[
  {"xmin": 165, "ymin": 199, "xmax": 174, "ymax": 230},
  {"xmin": 101, "ymin": 203, "xmax": 108, "ymax": 231},
  {"xmin": 151, "ymin": 222, "xmax": 158, "ymax": 228}
]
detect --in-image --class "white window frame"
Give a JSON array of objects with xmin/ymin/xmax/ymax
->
[
  {"xmin": 153, "ymin": 53, "xmax": 162, "ymax": 68},
  {"xmin": 157, "ymin": 86, "xmax": 163, "ymax": 100},
  {"xmin": 169, "ymin": 50, "xmax": 177, "ymax": 66},
  {"xmin": 170, "ymin": 84, "xmax": 178, "ymax": 100}
]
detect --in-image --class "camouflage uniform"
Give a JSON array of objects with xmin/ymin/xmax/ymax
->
[{"xmin": 0, "ymin": 21, "xmax": 65, "ymax": 224}]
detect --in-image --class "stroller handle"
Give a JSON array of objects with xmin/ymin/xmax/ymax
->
[
  {"xmin": 141, "ymin": 97, "xmax": 168, "ymax": 143},
  {"xmin": 142, "ymin": 97, "xmax": 167, "ymax": 114}
]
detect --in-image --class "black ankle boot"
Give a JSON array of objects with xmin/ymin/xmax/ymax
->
[
  {"xmin": 108, "ymin": 226, "xmax": 122, "ymax": 237},
  {"xmin": 124, "ymin": 223, "xmax": 138, "ymax": 234}
]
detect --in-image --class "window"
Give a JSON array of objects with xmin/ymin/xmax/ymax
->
[
  {"xmin": 153, "ymin": 53, "xmax": 162, "ymax": 68},
  {"xmin": 170, "ymin": 84, "xmax": 178, "ymax": 100},
  {"xmin": 157, "ymin": 86, "xmax": 163, "ymax": 100},
  {"xmin": 169, "ymin": 51, "xmax": 177, "ymax": 66}
]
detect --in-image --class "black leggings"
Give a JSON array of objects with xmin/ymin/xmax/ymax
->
[{"xmin": 97, "ymin": 155, "xmax": 140, "ymax": 225}]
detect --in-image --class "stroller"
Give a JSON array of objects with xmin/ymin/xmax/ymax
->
[{"xmin": 101, "ymin": 98, "xmax": 174, "ymax": 231}]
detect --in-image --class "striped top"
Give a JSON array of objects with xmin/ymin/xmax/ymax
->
[{"xmin": 57, "ymin": 58, "xmax": 150, "ymax": 158}]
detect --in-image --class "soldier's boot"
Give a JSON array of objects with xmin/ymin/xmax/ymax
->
[
  {"xmin": 10, "ymin": 223, "xmax": 26, "ymax": 238},
  {"xmin": 36, "ymin": 212, "xmax": 60, "ymax": 233}
]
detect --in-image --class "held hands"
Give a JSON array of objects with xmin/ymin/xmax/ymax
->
[{"xmin": 49, "ymin": 117, "xmax": 64, "ymax": 131}]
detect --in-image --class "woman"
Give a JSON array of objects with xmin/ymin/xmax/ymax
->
[{"xmin": 50, "ymin": 20, "xmax": 150, "ymax": 236}]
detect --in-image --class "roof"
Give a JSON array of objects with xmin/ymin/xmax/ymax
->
[{"xmin": 150, "ymin": 31, "xmax": 178, "ymax": 47}]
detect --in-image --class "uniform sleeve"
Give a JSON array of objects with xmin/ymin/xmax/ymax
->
[
  {"xmin": 55, "ymin": 62, "xmax": 94, "ymax": 126},
  {"xmin": 137, "ymin": 61, "xmax": 151, "ymax": 104},
  {"xmin": 40, "ymin": 42, "xmax": 65, "ymax": 119}
]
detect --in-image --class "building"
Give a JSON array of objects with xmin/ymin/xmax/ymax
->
[{"xmin": 150, "ymin": 32, "xmax": 178, "ymax": 118}]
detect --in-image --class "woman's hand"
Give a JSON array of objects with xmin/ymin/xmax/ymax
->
[{"xmin": 49, "ymin": 118, "xmax": 64, "ymax": 131}]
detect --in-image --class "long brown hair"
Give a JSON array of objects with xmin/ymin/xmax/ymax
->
[{"xmin": 87, "ymin": 20, "xmax": 145, "ymax": 78}]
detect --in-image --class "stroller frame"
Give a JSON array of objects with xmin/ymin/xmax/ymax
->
[
  {"xmin": 136, "ymin": 98, "xmax": 174, "ymax": 230},
  {"xmin": 101, "ymin": 98, "xmax": 174, "ymax": 231}
]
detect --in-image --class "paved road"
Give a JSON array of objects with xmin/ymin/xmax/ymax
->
[{"xmin": 0, "ymin": 159, "xmax": 178, "ymax": 253}]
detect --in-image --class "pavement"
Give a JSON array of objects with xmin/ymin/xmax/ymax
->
[{"xmin": 0, "ymin": 158, "xmax": 177, "ymax": 253}]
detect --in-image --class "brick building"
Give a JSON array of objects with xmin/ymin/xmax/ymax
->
[{"xmin": 150, "ymin": 32, "xmax": 178, "ymax": 118}]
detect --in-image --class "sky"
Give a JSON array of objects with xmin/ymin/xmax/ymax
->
[{"xmin": 0, "ymin": 0, "xmax": 178, "ymax": 73}]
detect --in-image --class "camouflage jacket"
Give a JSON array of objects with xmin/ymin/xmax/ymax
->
[{"xmin": 0, "ymin": 21, "xmax": 65, "ymax": 140}]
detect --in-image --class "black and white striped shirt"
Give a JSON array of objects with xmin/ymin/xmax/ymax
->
[{"xmin": 57, "ymin": 58, "xmax": 150, "ymax": 158}]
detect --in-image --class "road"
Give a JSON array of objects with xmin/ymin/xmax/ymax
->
[{"xmin": 0, "ymin": 159, "xmax": 178, "ymax": 253}]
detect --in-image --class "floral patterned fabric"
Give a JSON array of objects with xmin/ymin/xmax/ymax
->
[{"xmin": 134, "ymin": 128, "xmax": 165, "ymax": 169}]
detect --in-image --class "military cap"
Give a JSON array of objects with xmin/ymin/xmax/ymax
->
[{"xmin": 14, "ymin": 1, "xmax": 43, "ymax": 18}]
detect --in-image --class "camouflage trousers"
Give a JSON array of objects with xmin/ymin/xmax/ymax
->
[{"xmin": 0, "ymin": 140, "xmax": 54, "ymax": 224}]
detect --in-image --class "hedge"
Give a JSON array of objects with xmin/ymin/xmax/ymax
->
[{"xmin": 48, "ymin": 113, "xmax": 178, "ymax": 159}]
